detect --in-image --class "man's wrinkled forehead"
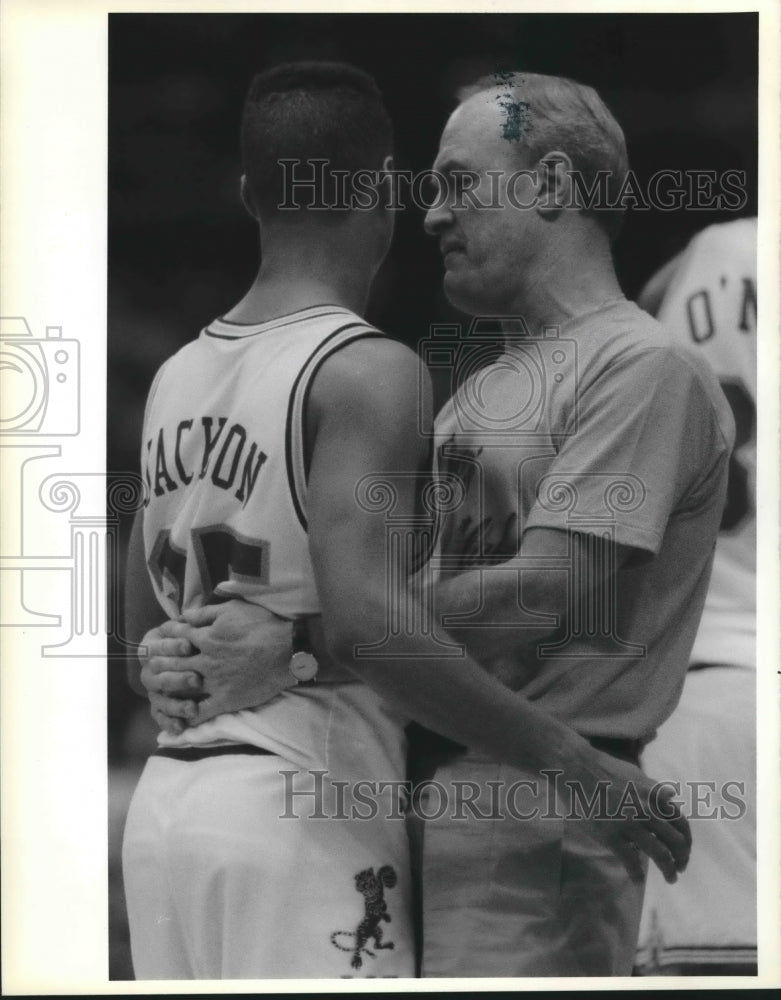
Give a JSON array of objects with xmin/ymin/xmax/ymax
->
[{"xmin": 434, "ymin": 89, "xmax": 528, "ymax": 171}]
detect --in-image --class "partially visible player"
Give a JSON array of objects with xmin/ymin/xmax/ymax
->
[
  {"xmin": 123, "ymin": 62, "xmax": 692, "ymax": 980},
  {"xmin": 635, "ymin": 217, "xmax": 757, "ymax": 975}
]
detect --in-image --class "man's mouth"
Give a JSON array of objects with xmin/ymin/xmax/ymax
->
[{"xmin": 441, "ymin": 243, "xmax": 465, "ymax": 264}]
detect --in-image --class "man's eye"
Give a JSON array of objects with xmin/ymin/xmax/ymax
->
[{"xmin": 423, "ymin": 176, "xmax": 445, "ymax": 203}]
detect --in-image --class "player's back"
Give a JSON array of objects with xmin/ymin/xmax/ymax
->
[
  {"xmin": 140, "ymin": 304, "xmax": 407, "ymax": 778},
  {"xmin": 646, "ymin": 218, "xmax": 756, "ymax": 670}
]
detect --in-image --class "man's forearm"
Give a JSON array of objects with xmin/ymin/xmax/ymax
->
[
  {"xmin": 434, "ymin": 528, "xmax": 629, "ymax": 668},
  {"xmin": 328, "ymin": 610, "xmax": 597, "ymax": 783},
  {"xmin": 435, "ymin": 560, "xmax": 563, "ymax": 665}
]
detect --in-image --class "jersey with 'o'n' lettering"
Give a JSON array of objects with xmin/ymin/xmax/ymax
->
[
  {"xmin": 140, "ymin": 304, "xmax": 407, "ymax": 777},
  {"xmin": 641, "ymin": 218, "xmax": 756, "ymax": 671}
]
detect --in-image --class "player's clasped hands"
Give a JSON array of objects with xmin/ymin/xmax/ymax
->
[{"xmin": 139, "ymin": 600, "xmax": 298, "ymax": 734}]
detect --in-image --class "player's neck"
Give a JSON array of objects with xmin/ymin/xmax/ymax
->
[
  {"xmin": 227, "ymin": 274, "xmax": 369, "ymax": 325},
  {"xmin": 226, "ymin": 229, "xmax": 378, "ymax": 324}
]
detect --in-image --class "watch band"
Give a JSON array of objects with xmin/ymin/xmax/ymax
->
[
  {"xmin": 289, "ymin": 617, "xmax": 319, "ymax": 683},
  {"xmin": 285, "ymin": 616, "xmax": 354, "ymax": 684},
  {"xmin": 292, "ymin": 616, "xmax": 313, "ymax": 655}
]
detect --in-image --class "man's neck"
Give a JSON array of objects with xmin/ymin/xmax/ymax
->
[{"xmin": 505, "ymin": 226, "xmax": 625, "ymax": 337}]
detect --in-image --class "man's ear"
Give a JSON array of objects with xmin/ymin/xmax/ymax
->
[
  {"xmin": 240, "ymin": 174, "xmax": 260, "ymax": 221},
  {"xmin": 536, "ymin": 151, "xmax": 573, "ymax": 218},
  {"xmin": 377, "ymin": 154, "xmax": 395, "ymax": 210}
]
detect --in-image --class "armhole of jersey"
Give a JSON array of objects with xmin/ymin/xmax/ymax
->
[
  {"xmin": 140, "ymin": 360, "xmax": 170, "ymax": 482},
  {"xmin": 413, "ymin": 434, "xmax": 440, "ymax": 576},
  {"xmin": 142, "ymin": 362, "xmax": 169, "ymax": 431},
  {"xmin": 285, "ymin": 323, "xmax": 385, "ymax": 531}
]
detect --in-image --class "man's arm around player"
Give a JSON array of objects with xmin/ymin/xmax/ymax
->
[{"xmin": 127, "ymin": 333, "xmax": 691, "ymax": 884}]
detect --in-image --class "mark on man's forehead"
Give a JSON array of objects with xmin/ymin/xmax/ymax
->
[{"xmin": 490, "ymin": 71, "xmax": 532, "ymax": 144}]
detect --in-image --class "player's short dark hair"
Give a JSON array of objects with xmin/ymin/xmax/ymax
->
[
  {"xmin": 459, "ymin": 72, "xmax": 628, "ymax": 242},
  {"xmin": 241, "ymin": 61, "xmax": 394, "ymax": 217}
]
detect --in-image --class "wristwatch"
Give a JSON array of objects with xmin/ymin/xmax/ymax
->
[{"xmin": 289, "ymin": 617, "xmax": 319, "ymax": 684}]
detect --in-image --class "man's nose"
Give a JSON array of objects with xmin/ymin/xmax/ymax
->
[{"xmin": 423, "ymin": 198, "xmax": 453, "ymax": 236}]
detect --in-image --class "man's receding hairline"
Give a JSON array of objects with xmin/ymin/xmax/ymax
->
[
  {"xmin": 454, "ymin": 88, "xmax": 513, "ymax": 121},
  {"xmin": 464, "ymin": 84, "xmax": 520, "ymax": 102},
  {"xmin": 444, "ymin": 94, "xmax": 507, "ymax": 138}
]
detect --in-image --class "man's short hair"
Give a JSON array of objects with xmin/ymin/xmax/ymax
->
[
  {"xmin": 241, "ymin": 61, "xmax": 394, "ymax": 217},
  {"xmin": 460, "ymin": 72, "xmax": 628, "ymax": 241}
]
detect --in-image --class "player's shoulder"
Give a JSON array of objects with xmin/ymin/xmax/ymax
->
[
  {"xmin": 666, "ymin": 217, "xmax": 756, "ymax": 289},
  {"xmin": 690, "ymin": 216, "xmax": 757, "ymax": 255},
  {"xmin": 308, "ymin": 327, "xmax": 430, "ymax": 421},
  {"xmin": 640, "ymin": 217, "xmax": 757, "ymax": 312},
  {"xmin": 314, "ymin": 330, "xmax": 424, "ymax": 387},
  {"xmin": 152, "ymin": 331, "xmax": 205, "ymax": 377}
]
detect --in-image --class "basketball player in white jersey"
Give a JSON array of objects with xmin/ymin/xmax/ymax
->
[
  {"xmin": 122, "ymin": 64, "xmax": 419, "ymax": 978},
  {"xmin": 635, "ymin": 217, "xmax": 757, "ymax": 975},
  {"xmin": 124, "ymin": 64, "xmax": 693, "ymax": 980}
]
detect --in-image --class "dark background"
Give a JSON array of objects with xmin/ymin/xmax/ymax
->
[{"xmin": 107, "ymin": 11, "xmax": 757, "ymax": 978}]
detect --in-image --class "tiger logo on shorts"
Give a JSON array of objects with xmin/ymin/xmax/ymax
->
[{"xmin": 330, "ymin": 865, "xmax": 398, "ymax": 970}]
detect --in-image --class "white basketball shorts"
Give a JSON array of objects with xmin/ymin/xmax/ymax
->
[{"xmin": 122, "ymin": 748, "xmax": 415, "ymax": 979}]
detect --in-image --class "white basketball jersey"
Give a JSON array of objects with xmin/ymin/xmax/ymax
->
[
  {"xmin": 140, "ymin": 304, "xmax": 408, "ymax": 776},
  {"xmin": 649, "ymin": 218, "xmax": 756, "ymax": 670}
]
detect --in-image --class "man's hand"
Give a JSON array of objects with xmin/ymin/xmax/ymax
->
[
  {"xmin": 139, "ymin": 601, "xmax": 298, "ymax": 732},
  {"xmin": 182, "ymin": 601, "xmax": 298, "ymax": 724},
  {"xmin": 576, "ymin": 750, "xmax": 692, "ymax": 885},
  {"xmin": 139, "ymin": 620, "xmax": 200, "ymax": 735}
]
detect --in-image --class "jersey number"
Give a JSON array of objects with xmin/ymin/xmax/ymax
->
[
  {"xmin": 150, "ymin": 527, "xmax": 270, "ymax": 614},
  {"xmin": 718, "ymin": 379, "xmax": 755, "ymax": 533}
]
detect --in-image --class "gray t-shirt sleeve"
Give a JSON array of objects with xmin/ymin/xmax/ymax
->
[{"xmin": 524, "ymin": 346, "xmax": 731, "ymax": 555}]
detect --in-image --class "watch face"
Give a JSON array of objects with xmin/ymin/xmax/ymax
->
[{"xmin": 290, "ymin": 651, "xmax": 319, "ymax": 682}]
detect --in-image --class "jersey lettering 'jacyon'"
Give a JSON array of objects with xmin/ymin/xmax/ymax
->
[{"xmin": 144, "ymin": 416, "xmax": 268, "ymax": 504}]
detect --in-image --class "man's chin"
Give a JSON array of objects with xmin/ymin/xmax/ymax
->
[{"xmin": 443, "ymin": 272, "xmax": 487, "ymax": 315}]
